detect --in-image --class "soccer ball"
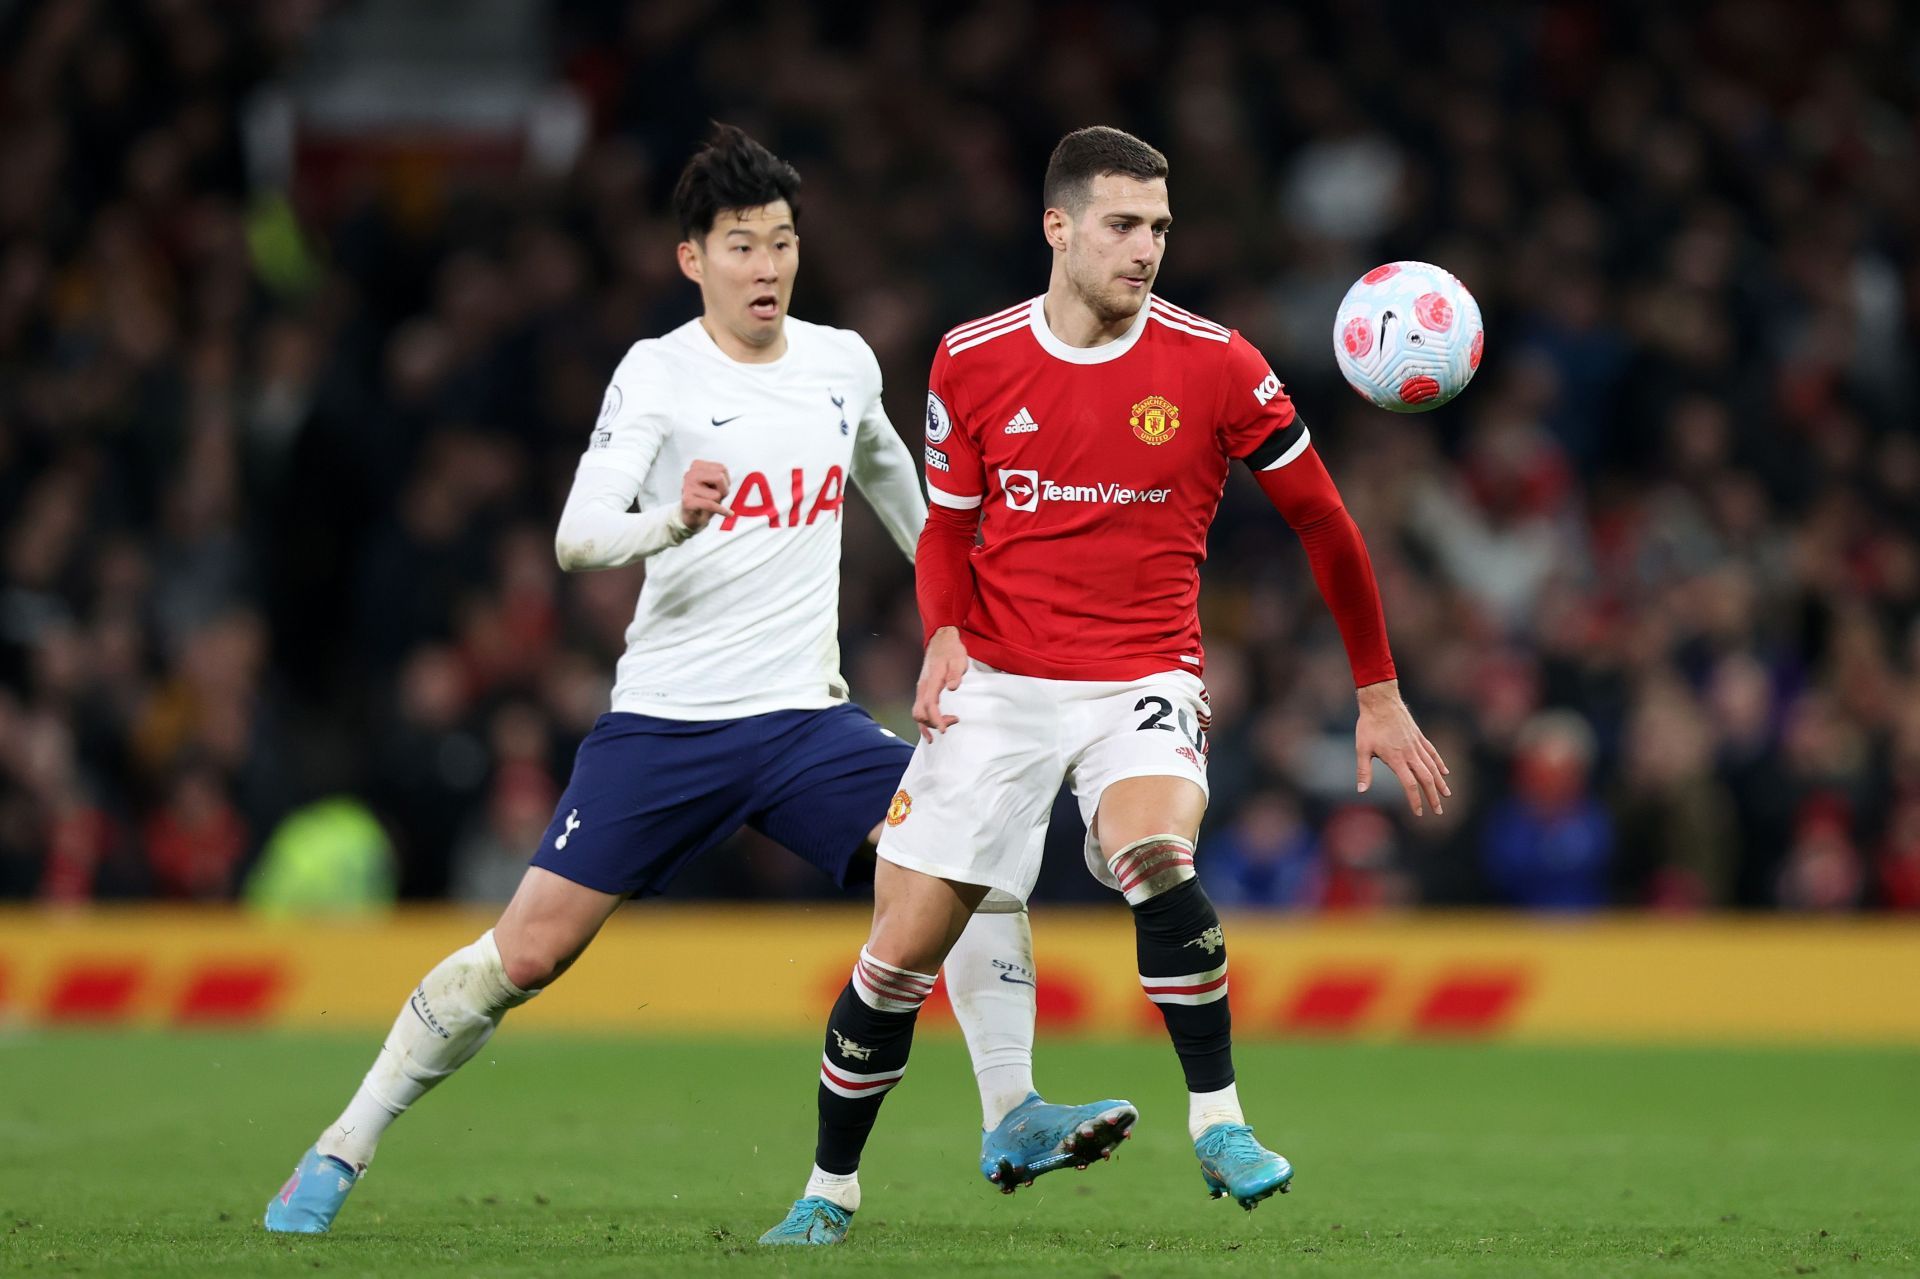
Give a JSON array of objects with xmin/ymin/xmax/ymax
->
[{"xmin": 1332, "ymin": 262, "xmax": 1483, "ymax": 412}]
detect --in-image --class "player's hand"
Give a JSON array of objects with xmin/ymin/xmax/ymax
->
[
  {"xmin": 678, "ymin": 459, "xmax": 734, "ymax": 531},
  {"xmin": 913, "ymin": 626, "xmax": 969, "ymax": 742},
  {"xmin": 1354, "ymin": 679, "xmax": 1450, "ymax": 817}
]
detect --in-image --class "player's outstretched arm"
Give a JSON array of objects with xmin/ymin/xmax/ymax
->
[
  {"xmin": 1250, "ymin": 445, "xmax": 1449, "ymax": 816},
  {"xmin": 1354, "ymin": 678, "xmax": 1450, "ymax": 817},
  {"xmin": 553, "ymin": 460, "xmax": 734, "ymax": 571}
]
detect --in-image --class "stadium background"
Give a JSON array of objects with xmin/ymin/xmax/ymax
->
[
  {"xmin": 2, "ymin": 3, "xmax": 1920, "ymax": 993},
  {"xmin": 2, "ymin": 4, "xmax": 1917, "ymax": 1276}
]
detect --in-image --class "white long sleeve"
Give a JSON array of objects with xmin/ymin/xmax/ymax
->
[
  {"xmin": 850, "ymin": 398, "xmax": 926, "ymax": 562},
  {"xmin": 553, "ymin": 463, "xmax": 693, "ymax": 570}
]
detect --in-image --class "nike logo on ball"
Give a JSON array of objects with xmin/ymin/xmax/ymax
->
[{"xmin": 711, "ymin": 414, "xmax": 742, "ymax": 427}]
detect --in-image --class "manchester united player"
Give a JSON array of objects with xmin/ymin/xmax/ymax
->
[{"xmin": 761, "ymin": 127, "xmax": 1448, "ymax": 1245}]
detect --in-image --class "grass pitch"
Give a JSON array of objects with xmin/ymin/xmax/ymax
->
[{"xmin": 0, "ymin": 1031, "xmax": 1914, "ymax": 1277}]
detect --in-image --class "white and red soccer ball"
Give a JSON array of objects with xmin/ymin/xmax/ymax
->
[{"xmin": 1333, "ymin": 261, "xmax": 1483, "ymax": 412}]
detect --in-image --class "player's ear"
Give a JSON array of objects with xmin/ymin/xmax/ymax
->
[
  {"xmin": 1042, "ymin": 206, "xmax": 1071, "ymax": 254},
  {"xmin": 676, "ymin": 239, "xmax": 703, "ymax": 286}
]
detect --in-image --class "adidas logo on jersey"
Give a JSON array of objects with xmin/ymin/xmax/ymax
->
[{"xmin": 1005, "ymin": 407, "xmax": 1040, "ymax": 434}]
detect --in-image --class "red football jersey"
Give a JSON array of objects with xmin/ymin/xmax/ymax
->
[{"xmin": 924, "ymin": 294, "xmax": 1309, "ymax": 681}]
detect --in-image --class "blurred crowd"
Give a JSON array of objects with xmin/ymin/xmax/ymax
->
[{"xmin": 3, "ymin": 0, "xmax": 1919, "ymax": 912}]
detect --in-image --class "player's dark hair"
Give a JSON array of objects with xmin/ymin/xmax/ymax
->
[
  {"xmin": 672, "ymin": 123, "xmax": 802, "ymax": 243},
  {"xmin": 1043, "ymin": 126, "xmax": 1169, "ymax": 212}
]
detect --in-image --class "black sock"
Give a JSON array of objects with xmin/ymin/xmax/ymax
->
[
  {"xmin": 812, "ymin": 949, "xmax": 932, "ymax": 1175},
  {"xmin": 1132, "ymin": 877, "xmax": 1234, "ymax": 1092}
]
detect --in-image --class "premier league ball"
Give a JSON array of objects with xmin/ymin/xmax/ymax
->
[{"xmin": 1332, "ymin": 262, "xmax": 1484, "ymax": 412}]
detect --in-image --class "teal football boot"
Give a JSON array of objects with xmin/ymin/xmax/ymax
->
[
  {"xmin": 1194, "ymin": 1122, "xmax": 1293, "ymax": 1209},
  {"xmin": 980, "ymin": 1093, "xmax": 1137, "ymax": 1193},
  {"xmin": 263, "ymin": 1146, "xmax": 360, "ymax": 1233},
  {"xmin": 758, "ymin": 1196, "xmax": 853, "ymax": 1245}
]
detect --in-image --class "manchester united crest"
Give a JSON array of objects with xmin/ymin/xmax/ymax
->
[
  {"xmin": 1129, "ymin": 395, "xmax": 1181, "ymax": 446},
  {"xmin": 886, "ymin": 789, "xmax": 912, "ymax": 826}
]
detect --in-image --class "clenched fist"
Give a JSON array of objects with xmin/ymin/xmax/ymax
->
[{"xmin": 679, "ymin": 459, "xmax": 735, "ymax": 532}]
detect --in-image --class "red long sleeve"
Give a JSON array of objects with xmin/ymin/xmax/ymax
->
[
  {"xmin": 1252, "ymin": 446, "xmax": 1397, "ymax": 688},
  {"xmin": 916, "ymin": 501, "xmax": 978, "ymax": 641}
]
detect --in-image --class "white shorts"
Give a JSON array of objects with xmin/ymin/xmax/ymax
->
[{"xmin": 877, "ymin": 661, "xmax": 1211, "ymax": 902}]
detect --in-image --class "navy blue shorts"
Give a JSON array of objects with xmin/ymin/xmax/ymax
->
[{"xmin": 529, "ymin": 703, "xmax": 914, "ymax": 897}]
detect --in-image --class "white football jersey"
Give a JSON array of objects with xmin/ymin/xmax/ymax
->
[{"xmin": 577, "ymin": 316, "xmax": 921, "ymax": 720}]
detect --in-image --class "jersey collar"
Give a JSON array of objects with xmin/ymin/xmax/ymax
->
[
  {"xmin": 1026, "ymin": 293, "xmax": 1153, "ymax": 365},
  {"xmin": 682, "ymin": 316, "xmax": 797, "ymax": 371}
]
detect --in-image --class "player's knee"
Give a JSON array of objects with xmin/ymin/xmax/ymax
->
[
  {"xmin": 493, "ymin": 929, "xmax": 579, "ymax": 992},
  {"xmin": 863, "ymin": 906, "xmax": 956, "ymax": 977},
  {"xmin": 862, "ymin": 932, "xmax": 949, "ymax": 979},
  {"xmin": 1103, "ymin": 834, "xmax": 1197, "ymax": 906},
  {"xmin": 867, "ymin": 861, "xmax": 987, "ymax": 973},
  {"xmin": 501, "ymin": 951, "xmax": 560, "ymax": 992}
]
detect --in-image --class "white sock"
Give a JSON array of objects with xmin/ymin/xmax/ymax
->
[
  {"xmin": 1189, "ymin": 1081, "xmax": 1245, "ymax": 1142},
  {"xmin": 314, "ymin": 930, "xmax": 536, "ymax": 1170},
  {"xmin": 804, "ymin": 1163, "xmax": 861, "ymax": 1212},
  {"xmin": 943, "ymin": 901, "xmax": 1037, "ymax": 1129},
  {"xmin": 321, "ymin": 1089, "xmax": 401, "ymax": 1171}
]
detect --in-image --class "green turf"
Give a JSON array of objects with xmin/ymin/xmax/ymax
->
[{"xmin": 0, "ymin": 1032, "xmax": 1914, "ymax": 1277}]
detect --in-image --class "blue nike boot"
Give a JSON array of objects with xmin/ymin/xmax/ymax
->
[
  {"xmin": 1194, "ymin": 1122, "xmax": 1293, "ymax": 1210},
  {"xmin": 980, "ymin": 1093, "xmax": 1138, "ymax": 1193},
  {"xmin": 758, "ymin": 1196, "xmax": 853, "ymax": 1245}
]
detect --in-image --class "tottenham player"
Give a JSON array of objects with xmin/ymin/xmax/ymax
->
[
  {"xmin": 761, "ymin": 127, "xmax": 1449, "ymax": 1245},
  {"xmin": 264, "ymin": 126, "xmax": 1133, "ymax": 1235}
]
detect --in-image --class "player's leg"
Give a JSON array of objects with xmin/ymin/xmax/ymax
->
[
  {"xmin": 759, "ymin": 858, "xmax": 985, "ymax": 1245},
  {"xmin": 1072, "ymin": 675, "xmax": 1292, "ymax": 1209},
  {"xmin": 942, "ymin": 892, "xmax": 1037, "ymax": 1127},
  {"xmin": 1091, "ymin": 772, "xmax": 1291, "ymax": 1209},
  {"xmin": 857, "ymin": 816, "xmax": 1040, "ymax": 1129},
  {"xmin": 266, "ymin": 867, "xmax": 617, "ymax": 1233},
  {"xmin": 268, "ymin": 712, "xmax": 752, "ymax": 1233},
  {"xmin": 323, "ymin": 868, "xmax": 616, "ymax": 1165},
  {"xmin": 1092, "ymin": 774, "xmax": 1229, "ymax": 1110},
  {"xmin": 946, "ymin": 890, "xmax": 1138, "ymax": 1190},
  {"xmin": 824, "ymin": 860, "xmax": 984, "ymax": 1175}
]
